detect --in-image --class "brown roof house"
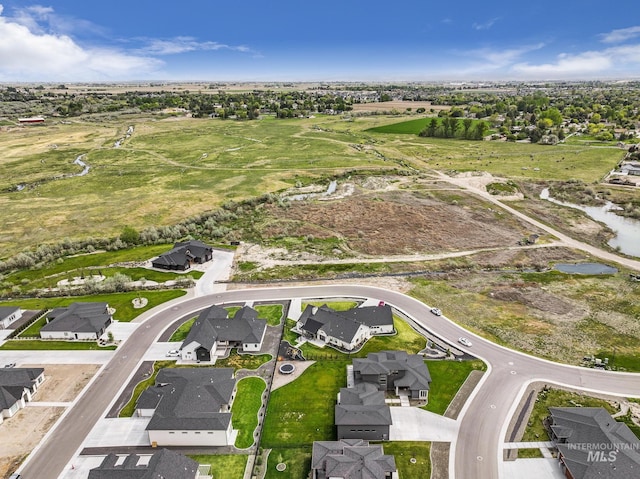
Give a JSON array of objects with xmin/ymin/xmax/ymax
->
[
  {"xmin": 547, "ymin": 407, "xmax": 640, "ymax": 479},
  {"xmin": 311, "ymin": 439, "xmax": 398, "ymax": 479},
  {"xmin": 0, "ymin": 367, "xmax": 45, "ymax": 425}
]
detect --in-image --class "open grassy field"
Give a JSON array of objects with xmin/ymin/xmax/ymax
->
[{"xmin": 366, "ymin": 116, "xmax": 485, "ymax": 135}]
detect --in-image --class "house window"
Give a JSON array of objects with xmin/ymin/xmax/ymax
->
[{"xmin": 420, "ymin": 390, "xmax": 427, "ymax": 399}]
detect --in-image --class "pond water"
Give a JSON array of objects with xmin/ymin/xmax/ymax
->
[
  {"xmin": 286, "ymin": 180, "xmax": 338, "ymax": 201},
  {"xmin": 540, "ymin": 188, "xmax": 640, "ymax": 258},
  {"xmin": 554, "ymin": 263, "xmax": 618, "ymax": 275}
]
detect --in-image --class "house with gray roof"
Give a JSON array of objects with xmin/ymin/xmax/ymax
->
[
  {"xmin": 295, "ymin": 304, "xmax": 394, "ymax": 352},
  {"xmin": 311, "ymin": 439, "xmax": 398, "ymax": 479},
  {"xmin": 151, "ymin": 240, "xmax": 213, "ymax": 271},
  {"xmin": 88, "ymin": 449, "xmax": 204, "ymax": 479},
  {"xmin": 336, "ymin": 383, "xmax": 392, "ymax": 441},
  {"xmin": 0, "ymin": 306, "xmax": 21, "ymax": 329},
  {"xmin": 547, "ymin": 407, "xmax": 640, "ymax": 479},
  {"xmin": 40, "ymin": 302, "xmax": 113, "ymax": 340},
  {"xmin": 353, "ymin": 350, "xmax": 431, "ymax": 401},
  {"xmin": 180, "ymin": 305, "xmax": 267, "ymax": 362},
  {"xmin": 136, "ymin": 367, "xmax": 236, "ymax": 446},
  {"xmin": 0, "ymin": 367, "xmax": 45, "ymax": 425}
]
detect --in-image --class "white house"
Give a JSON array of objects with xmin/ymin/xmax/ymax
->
[
  {"xmin": 0, "ymin": 307, "xmax": 22, "ymax": 329},
  {"xmin": 40, "ymin": 302, "xmax": 113, "ymax": 340},
  {"xmin": 137, "ymin": 367, "xmax": 237, "ymax": 447},
  {"xmin": 0, "ymin": 367, "xmax": 45, "ymax": 425},
  {"xmin": 296, "ymin": 304, "xmax": 394, "ymax": 351}
]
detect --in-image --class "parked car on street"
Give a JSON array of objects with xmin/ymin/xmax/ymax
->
[
  {"xmin": 430, "ymin": 308, "xmax": 442, "ymax": 316},
  {"xmin": 4, "ymin": 362, "xmax": 16, "ymax": 368},
  {"xmin": 166, "ymin": 350, "xmax": 180, "ymax": 357},
  {"xmin": 458, "ymin": 337, "xmax": 472, "ymax": 347}
]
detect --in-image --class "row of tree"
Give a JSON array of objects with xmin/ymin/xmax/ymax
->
[{"xmin": 419, "ymin": 118, "xmax": 489, "ymax": 140}]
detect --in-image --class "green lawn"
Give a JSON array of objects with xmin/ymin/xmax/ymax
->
[
  {"xmin": 187, "ymin": 454, "xmax": 247, "ymax": 479},
  {"xmin": 169, "ymin": 316, "xmax": 196, "ymax": 342},
  {"xmin": 19, "ymin": 315, "xmax": 48, "ymax": 337},
  {"xmin": 118, "ymin": 360, "xmax": 177, "ymax": 417},
  {"xmin": 0, "ymin": 340, "xmax": 117, "ymax": 351},
  {"xmin": 232, "ymin": 377, "xmax": 266, "ymax": 449},
  {"xmin": 381, "ymin": 441, "xmax": 431, "ymax": 479},
  {"xmin": 262, "ymin": 360, "xmax": 348, "ymax": 447},
  {"xmin": 422, "ymin": 360, "xmax": 486, "ymax": 415},
  {"xmin": 302, "ymin": 301, "xmax": 359, "ymax": 312},
  {"xmin": 263, "ymin": 447, "xmax": 312, "ymax": 479},
  {"xmin": 254, "ymin": 304, "xmax": 284, "ymax": 326},
  {"xmin": 0, "ymin": 289, "xmax": 187, "ymax": 322}
]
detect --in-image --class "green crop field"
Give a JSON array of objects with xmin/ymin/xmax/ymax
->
[{"xmin": 366, "ymin": 117, "xmax": 435, "ymax": 134}]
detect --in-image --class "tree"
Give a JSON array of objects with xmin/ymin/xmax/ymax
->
[
  {"xmin": 463, "ymin": 118, "xmax": 473, "ymax": 138},
  {"xmin": 474, "ymin": 121, "xmax": 489, "ymax": 140},
  {"xmin": 120, "ymin": 226, "xmax": 140, "ymax": 245}
]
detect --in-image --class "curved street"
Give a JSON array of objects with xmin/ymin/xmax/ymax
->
[{"xmin": 16, "ymin": 284, "xmax": 640, "ymax": 479}]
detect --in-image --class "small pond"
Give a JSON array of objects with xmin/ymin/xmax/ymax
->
[
  {"xmin": 540, "ymin": 188, "xmax": 640, "ymax": 258},
  {"xmin": 554, "ymin": 263, "xmax": 618, "ymax": 275}
]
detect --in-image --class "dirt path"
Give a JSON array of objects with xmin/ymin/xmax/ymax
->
[{"xmin": 438, "ymin": 173, "xmax": 640, "ymax": 272}]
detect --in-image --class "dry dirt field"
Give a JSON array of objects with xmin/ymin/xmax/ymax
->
[
  {"xmin": 350, "ymin": 100, "xmax": 450, "ymax": 112},
  {"xmin": 0, "ymin": 364, "xmax": 100, "ymax": 478}
]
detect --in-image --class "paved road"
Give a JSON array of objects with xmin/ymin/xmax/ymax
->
[{"xmin": 18, "ymin": 285, "xmax": 640, "ymax": 479}]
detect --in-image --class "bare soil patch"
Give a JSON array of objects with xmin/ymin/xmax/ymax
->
[
  {"xmin": 350, "ymin": 101, "xmax": 450, "ymax": 113},
  {"xmin": 265, "ymin": 190, "xmax": 530, "ymax": 256},
  {"xmin": 0, "ymin": 364, "xmax": 100, "ymax": 477}
]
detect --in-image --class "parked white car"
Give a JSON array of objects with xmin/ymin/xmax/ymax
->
[
  {"xmin": 166, "ymin": 349, "xmax": 180, "ymax": 357},
  {"xmin": 430, "ymin": 308, "xmax": 442, "ymax": 316},
  {"xmin": 458, "ymin": 337, "xmax": 472, "ymax": 347}
]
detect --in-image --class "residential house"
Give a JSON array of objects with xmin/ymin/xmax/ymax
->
[
  {"xmin": 88, "ymin": 449, "xmax": 204, "ymax": 479},
  {"xmin": 353, "ymin": 350, "xmax": 432, "ymax": 401},
  {"xmin": 137, "ymin": 367, "xmax": 236, "ymax": 446},
  {"xmin": 311, "ymin": 439, "xmax": 397, "ymax": 479},
  {"xmin": 152, "ymin": 240, "xmax": 214, "ymax": 271},
  {"xmin": 40, "ymin": 302, "xmax": 113, "ymax": 340},
  {"xmin": 547, "ymin": 407, "xmax": 640, "ymax": 479},
  {"xmin": 296, "ymin": 304, "xmax": 394, "ymax": 351},
  {"xmin": 0, "ymin": 306, "xmax": 22, "ymax": 329},
  {"xmin": 180, "ymin": 305, "xmax": 267, "ymax": 362},
  {"xmin": 0, "ymin": 367, "xmax": 45, "ymax": 425},
  {"xmin": 335, "ymin": 382, "xmax": 392, "ymax": 441}
]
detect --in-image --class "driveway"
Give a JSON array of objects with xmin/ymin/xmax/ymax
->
[
  {"xmin": 389, "ymin": 407, "xmax": 459, "ymax": 441},
  {"xmin": 502, "ymin": 458, "xmax": 565, "ymax": 479},
  {"xmin": 83, "ymin": 417, "xmax": 151, "ymax": 447},
  {"xmin": 194, "ymin": 249, "xmax": 235, "ymax": 296}
]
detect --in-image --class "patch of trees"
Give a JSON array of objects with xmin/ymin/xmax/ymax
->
[{"xmin": 419, "ymin": 117, "xmax": 489, "ymax": 140}]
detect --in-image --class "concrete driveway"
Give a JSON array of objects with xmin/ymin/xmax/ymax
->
[
  {"xmin": 194, "ymin": 249, "xmax": 235, "ymax": 296},
  {"xmin": 84, "ymin": 417, "xmax": 151, "ymax": 447},
  {"xmin": 389, "ymin": 407, "xmax": 459, "ymax": 441},
  {"xmin": 502, "ymin": 458, "xmax": 565, "ymax": 479}
]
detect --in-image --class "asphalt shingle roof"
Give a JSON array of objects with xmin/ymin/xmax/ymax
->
[
  {"xmin": 312, "ymin": 440, "xmax": 397, "ymax": 479},
  {"xmin": 88, "ymin": 449, "xmax": 199, "ymax": 479},
  {"xmin": 41, "ymin": 302, "xmax": 111, "ymax": 334}
]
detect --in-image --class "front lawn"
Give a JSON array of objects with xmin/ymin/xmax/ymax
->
[
  {"xmin": 254, "ymin": 304, "xmax": 284, "ymax": 327},
  {"xmin": 261, "ymin": 360, "xmax": 348, "ymax": 447},
  {"xmin": 422, "ymin": 359, "xmax": 486, "ymax": 415},
  {"xmin": 169, "ymin": 316, "xmax": 197, "ymax": 342},
  {"xmin": 381, "ymin": 441, "xmax": 431, "ymax": 479},
  {"xmin": 232, "ymin": 377, "xmax": 266, "ymax": 449}
]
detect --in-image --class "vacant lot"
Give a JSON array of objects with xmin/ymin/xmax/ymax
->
[{"xmin": 0, "ymin": 364, "xmax": 99, "ymax": 478}]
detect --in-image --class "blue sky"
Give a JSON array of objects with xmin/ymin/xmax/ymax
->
[{"xmin": 1, "ymin": 1, "xmax": 639, "ymax": 82}]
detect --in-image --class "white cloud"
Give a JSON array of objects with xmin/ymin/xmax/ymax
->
[
  {"xmin": 511, "ymin": 51, "xmax": 613, "ymax": 77},
  {"xmin": 473, "ymin": 17, "xmax": 500, "ymax": 31},
  {"xmin": 0, "ymin": 5, "xmax": 162, "ymax": 81},
  {"xmin": 600, "ymin": 26, "xmax": 640, "ymax": 44},
  {"xmin": 139, "ymin": 36, "xmax": 252, "ymax": 55}
]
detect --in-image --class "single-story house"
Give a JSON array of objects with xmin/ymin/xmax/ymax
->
[
  {"xmin": 547, "ymin": 407, "xmax": 640, "ymax": 479},
  {"xmin": 335, "ymin": 382, "xmax": 392, "ymax": 441},
  {"xmin": 151, "ymin": 240, "xmax": 214, "ymax": 271},
  {"xmin": 137, "ymin": 367, "xmax": 236, "ymax": 446},
  {"xmin": 353, "ymin": 350, "xmax": 431, "ymax": 401},
  {"xmin": 88, "ymin": 449, "xmax": 203, "ymax": 479},
  {"xmin": 0, "ymin": 306, "xmax": 22, "ymax": 329},
  {"xmin": 180, "ymin": 305, "xmax": 267, "ymax": 362},
  {"xmin": 311, "ymin": 439, "xmax": 397, "ymax": 479},
  {"xmin": 40, "ymin": 302, "xmax": 113, "ymax": 340},
  {"xmin": 0, "ymin": 367, "xmax": 45, "ymax": 425},
  {"xmin": 296, "ymin": 304, "xmax": 394, "ymax": 351}
]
